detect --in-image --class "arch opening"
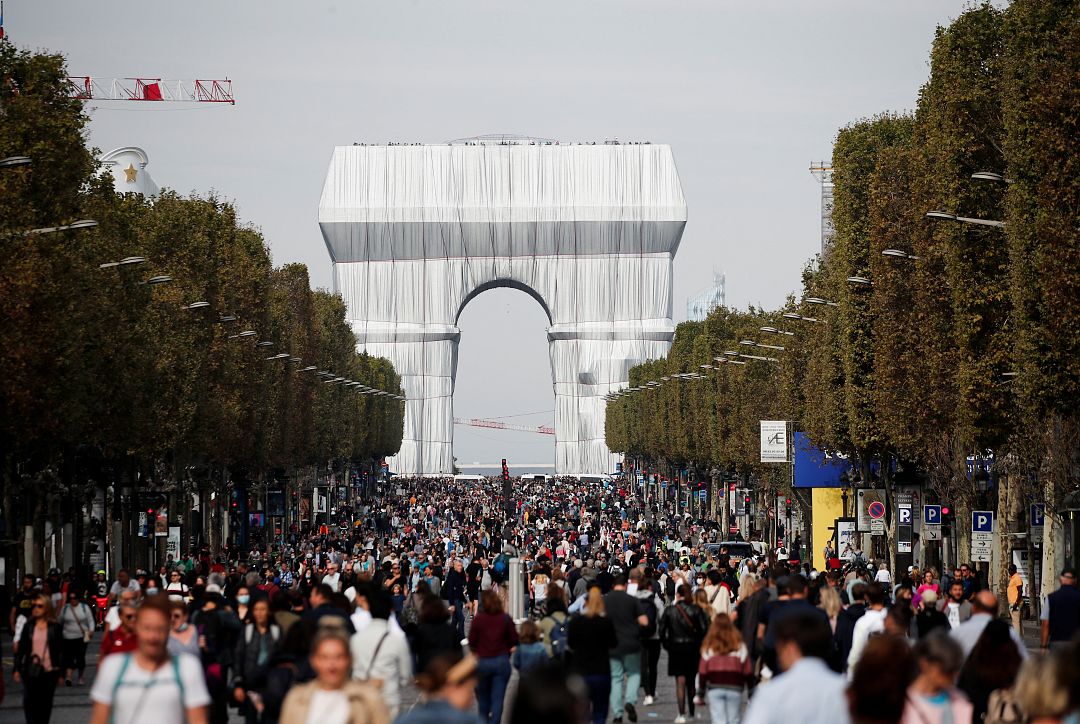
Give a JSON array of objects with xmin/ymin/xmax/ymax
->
[
  {"xmin": 454, "ymin": 286, "xmax": 555, "ymax": 469},
  {"xmin": 454, "ymin": 278, "xmax": 554, "ymax": 327}
]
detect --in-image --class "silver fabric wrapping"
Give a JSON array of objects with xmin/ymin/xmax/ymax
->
[{"xmin": 319, "ymin": 142, "xmax": 686, "ymax": 474}]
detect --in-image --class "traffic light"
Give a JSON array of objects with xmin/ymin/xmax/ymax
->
[
  {"xmin": 942, "ymin": 505, "xmax": 954, "ymax": 536},
  {"xmin": 501, "ymin": 458, "xmax": 509, "ymax": 480}
]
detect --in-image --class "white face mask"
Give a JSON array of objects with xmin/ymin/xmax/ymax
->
[{"xmin": 626, "ymin": 582, "xmax": 639, "ymax": 595}]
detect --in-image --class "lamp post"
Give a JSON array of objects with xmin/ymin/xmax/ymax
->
[{"xmin": 925, "ymin": 211, "xmax": 1005, "ymax": 228}]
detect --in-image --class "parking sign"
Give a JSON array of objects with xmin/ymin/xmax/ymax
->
[
  {"xmin": 1030, "ymin": 504, "xmax": 1045, "ymax": 528},
  {"xmin": 972, "ymin": 511, "xmax": 994, "ymax": 533},
  {"xmin": 924, "ymin": 505, "xmax": 941, "ymax": 525}
]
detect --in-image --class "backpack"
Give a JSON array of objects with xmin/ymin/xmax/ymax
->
[
  {"xmin": 545, "ymin": 613, "xmax": 570, "ymax": 660},
  {"xmin": 985, "ymin": 688, "xmax": 1025, "ymax": 724},
  {"xmin": 244, "ymin": 623, "xmax": 281, "ymax": 645},
  {"xmin": 401, "ymin": 595, "xmax": 420, "ymax": 627},
  {"xmin": 492, "ymin": 554, "xmax": 509, "ymax": 582}
]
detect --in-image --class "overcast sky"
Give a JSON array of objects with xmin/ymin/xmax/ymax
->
[{"xmin": 17, "ymin": 0, "xmax": 984, "ymax": 467}]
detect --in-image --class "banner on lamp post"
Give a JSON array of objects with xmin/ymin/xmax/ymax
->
[{"xmin": 760, "ymin": 421, "xmax": 788, "ymax": 463}]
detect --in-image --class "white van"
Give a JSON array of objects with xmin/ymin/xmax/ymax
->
[
  {"xmin": 453, "ymin": 474, "xmax": 485, "ymax": 484},
  {"xmin": 519, "ymin": 473, "xmax": 549, "ymax": 484}
]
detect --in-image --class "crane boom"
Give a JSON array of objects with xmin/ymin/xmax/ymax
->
[
  {"xmin": 66, "ymin": 77, "xmax": 235, "ymax": 104},
  {"xmin": 454, "ymin": 418, "xmax": 554, "ymax": 435}
]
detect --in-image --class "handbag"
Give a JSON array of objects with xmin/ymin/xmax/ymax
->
[
  {"xmin": 69, "ymin": 604, "xmax": 93, "ymax": 643},
  {"xmin": 26, "ymin": 654, "xmax": 45, "ymax": 679}
]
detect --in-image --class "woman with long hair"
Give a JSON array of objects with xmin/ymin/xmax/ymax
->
[
  {"xmin": 901, "ymin": 631, "xmax": 972, "ymax": 724},
  {"xmin": 660, "ymin": 584, "xmax": 710, "ymax": 723},
  {"xmin": 957, "ymin": 619, "xmax": 1024, "ymax": 721},
  {"xmin": 14, "ymin": 593, "xmax": 63, "ymax": 724},
  {"xmin": 233, "ymin": 597, "xmax": 282, "ymax": 724},
  {"xmin": 699, "ymin": 614, "xmax": 752, "ymax": 724},
  {"xmin": 466, "ymin": 589, "xmax": 518, "ymax": 724},
  {"xmin": 167, "ymin": 599, "xmax": 200, "ymax": 659},
  {"xmin": 567, "ymin": 586, "xmax": 618, "ymax": 724},
  {"xmin": 279, "ymin": 623, "xmax": 389, "ymax": 724}
]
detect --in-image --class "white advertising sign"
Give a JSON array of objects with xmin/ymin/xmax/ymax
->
[{"xmin": 760, "ymin": 421, "xmax": 788, "ymax": 463}]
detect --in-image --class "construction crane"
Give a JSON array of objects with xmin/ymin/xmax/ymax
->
[
  {"xmin": 454, "ymin": 418, "xmax": 555, "ymax": 435},
  {"xmin": 66, "ymin": 77, "xmax": 235, "ymax": 104}
]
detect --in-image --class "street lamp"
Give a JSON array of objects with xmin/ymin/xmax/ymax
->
[
  {"xmin": 881, "ymin": 249, "xmax": 919, "ymax": 261},
  {"xmin": 99, "ymin": 256, "xmax": 148, "ymax": 269},
  {"xmin": 760, "ymin": 326, "xmax": 795, "ymax": 336},
  {"xmin": 298, "ymin": 365, "xmax": 317, "ymax": 372},
  {"xmin": 925, "ymin": 210, "xmax": 1005, "ymax": 228},
  {"xmin": 256, "ymin": 341, "xmax": 274, "ymax": 347},
  {"xmin": 265, "ymin": 353, "xmax": 290, "ymax": 361},
  {"xmin": 740, "ymin": 340, "xmax": 785, "ymax": 351},
  {"xmin": 847, "ymin": 276, "xmax": 872, "ymax": 287},
  {"xmin": 218, "ymin": 314, "xmax": 237, "ymax": 323},
  {"xmin": 783, "ymin": 312, "xmax": 822, "ymax": 324},
  {"xmin": 0, "ymin": 156, "xmax": 31, "ymax": 168},
  {"xmin": 183, "ymin": 301, "xmax": 211, "ymax": 310},
  {"xmin": 143, "ymin": 275, "xmax": 173, "ymax": 286},
  {"xmin": 971, "ymin": 171, "xmax": 1011, "ymax": 184},
  {"xmin": 228, "ymin": 330, "xmax": 257, "ymax": 340},
  {"xmin": 804, "ymin": 297, "xmax": 839, "ymax": 307}
]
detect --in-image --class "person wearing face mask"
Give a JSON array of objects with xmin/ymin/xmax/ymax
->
[
  {"xmin": 144, "ymin": 575, "xmax": 162, "ymax": 599},
  {"xmin": 168, "ymin": 601, "xmax": 200, "ymax": 659},
  {"xmin": 235, "ymin": 586, "xmax": 252, "ymax": 621}
]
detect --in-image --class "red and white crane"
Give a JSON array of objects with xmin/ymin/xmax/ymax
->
[
  {"xmin": 454, "ymin": 418, "xmax": 554, "ymax": 435},
  {"xmin": 66, "ymin": 77, "xmax": 235, "ymax": 104}
]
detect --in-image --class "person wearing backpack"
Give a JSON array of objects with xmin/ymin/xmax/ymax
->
[
  {"xmin": 90, "ymin": 595, "xmax": 210, "ymax": 724},
  {"xmin": 539, "ymin": 590, "xmax": 571, "ymax": 660},
  {"xmin": 232, "ymin": 598, "xmax": 281, "ymax": 724}
]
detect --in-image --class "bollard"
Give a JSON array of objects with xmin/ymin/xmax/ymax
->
[{"xmin": 508, "ymin": 557, "xmax": 526, "ymax": 621}]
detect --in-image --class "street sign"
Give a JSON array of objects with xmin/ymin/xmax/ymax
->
[
  {"xmin": 924, "ymin": 527, "xmax": 941, "ymax": 541},
  {"xmin": 924, "ymin": 505, "xmax": 941, "ymax": 525},
  {"xmin": 868, "ymin": 501, "xmax": 886, "ymax": 519},
  {"xmin": 898, "ymin": 506, "xmax": 912, "ymax": 524},
  {"xmin": 1030, "ymin": 504, "xmax": 1045, "ymax": 528},
  {"xmin": 972, "ymin": 511, "xmax": 994, "ymax": 534},
  {"xmin": 871, "ymin": 519, "xmax": 885, "ymax": 535},
  {"xmin": 1031, "ymin": 527, "xmax": 1044, "ymax": 545},
  {"xmin": 972, "ymin": 551, "xmax": 992, "ymax": 563}
]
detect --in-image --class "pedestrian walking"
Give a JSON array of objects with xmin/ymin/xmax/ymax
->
[
  {"xmin": 14, "ymin": 593, "xmax": 63, "ymax": 724},
  {"xmin": 605, "ymin": 574, "xmax": 649, "ymax": 723},
  {"xmin": 279, "ymin": 623, "xmax": 389, "ymax": 724},
  {"xmin": 699, "ymin": 614, "xmax": 752, "ymax": 724},
  {"xmin": 58, "ymin": 588, "xmax": 94, "ymax": 687},
  {"xmin": 567, "ymin": 586, "xmax": 618, "ymax": 724},
  {"xmin": 1040, "ymin": 566, "xmax": 1080, "ymax": 651},
  {"xmin": 741, "ymin": 611, "xmax": 850, "ymax": 724},
  {"xmin": 660, "ymin": 583, "xmax": 710, "ymax": 723},
  {"xmin": 396, "ymin": 651, "xmax": 482, "ymax": 724},
  {"xmin": 467, "ymin": 589, "xmax": 517, "ymax": 724},
  {"xmin": 89, "ymin": 595, "xmax": 211, "ymax": 724}
]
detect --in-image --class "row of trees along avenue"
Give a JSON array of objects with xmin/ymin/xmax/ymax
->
[
  {"xmin": 0, "ymin": 42, "xmax": 404, "ymax": 584},
  {"xmin": 606, "ymin": 1, "xmax": 1079, "ymax": 613}
]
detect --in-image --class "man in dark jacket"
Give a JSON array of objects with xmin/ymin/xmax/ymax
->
[
  {"xmin": 441, "ymin": 558, "xmax": 468, "ymax": 638},
  {"xmin": 833, "ymin": 581, "xmax": 866, "ymax": 673},
  {"xmin": 605, "ymin": 575, "xmax": 649, "ymax": 723},
  {"xmin": 1042, "ymin": 567, "xmax": 1080, "ymax": 651}
]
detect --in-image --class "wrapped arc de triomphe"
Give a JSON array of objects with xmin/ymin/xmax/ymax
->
[{"xmin": 318, "ymin": 139, "xmax": 687, "ymax": 475}]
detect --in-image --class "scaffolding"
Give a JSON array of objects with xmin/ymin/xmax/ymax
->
[{"xmin": 810, "ymin": 161, "xmax": 835, "ymax": 254}]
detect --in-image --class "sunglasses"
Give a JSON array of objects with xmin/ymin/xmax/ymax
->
[{"xmin": 32, "ymin": 604, "xmax": 46, "ymax": 610}]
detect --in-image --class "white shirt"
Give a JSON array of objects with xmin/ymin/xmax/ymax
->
[
  {"xmin": 305, "ymin": 689, "xmax": 351, "ymax": 724},
  {"xmin": 90, "ymin": 653, "xmax": 210, "ymax": 724},
  {"xmin": 847, "ymin": 607, "xmax": 887, "ymax": 678},
  {"xmin": 350, "ymin": 619, "xmax": 412, "ymax": 716},
  {"xmin": 875, "ymin": 569, "xmax": 892, "ymax": 585},
  {"xmin": 743, "ymin": 657, "xmax": 851, "ymax": 724}
]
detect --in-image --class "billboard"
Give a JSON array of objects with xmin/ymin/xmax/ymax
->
[
  {"xmin": 760, "ymin": 421, "xmax": 788, "ymax": 463},
  {"xmin": 793, "ymin": 431, "xmax": 852, "ymax": 488}
]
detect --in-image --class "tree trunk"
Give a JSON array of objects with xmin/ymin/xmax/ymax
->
[{"xmin": 32, "ymin": 485, "xmax": 46, "ymax": 576}]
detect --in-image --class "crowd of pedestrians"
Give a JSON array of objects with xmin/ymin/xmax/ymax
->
[{"xmin": 3, "ymin": 474, "xmax": 1080, "ymax": 724}]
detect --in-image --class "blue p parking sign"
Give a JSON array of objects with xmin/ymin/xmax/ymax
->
[
  {"xmin": 972, "ymin": 511, "xmax": 994, "ymax": 533},
  {"xmin": 924, "ymin": 505, "xmax": 941, "ymax": 525}
]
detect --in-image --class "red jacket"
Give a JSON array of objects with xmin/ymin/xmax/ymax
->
[{"xmin": 100, "ymin": 627, "xmax": 137, "ymax": 659}]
